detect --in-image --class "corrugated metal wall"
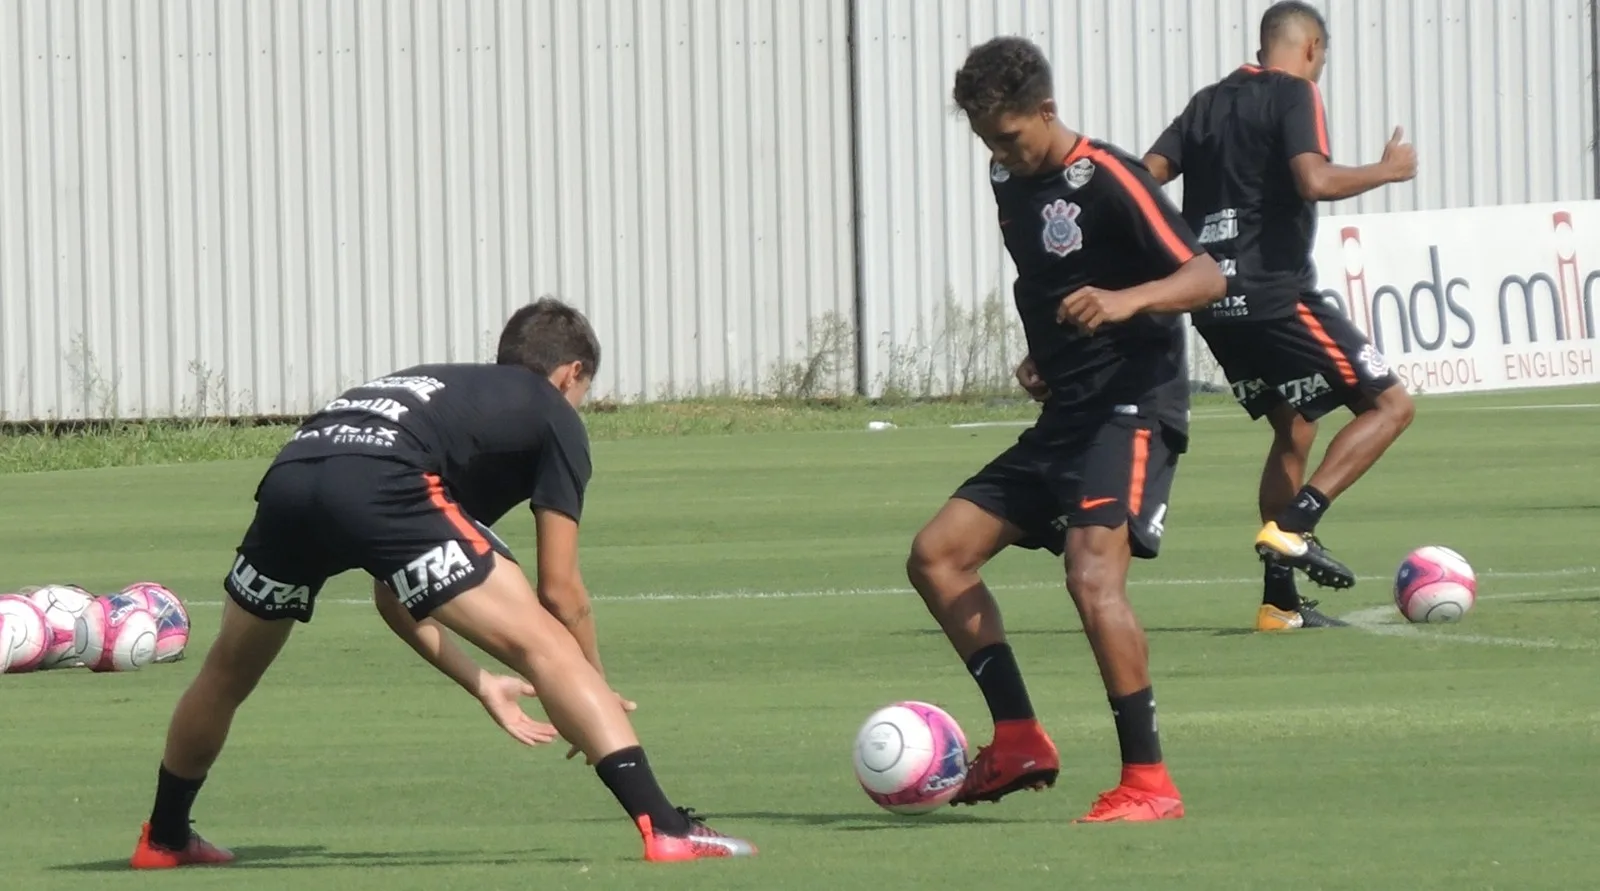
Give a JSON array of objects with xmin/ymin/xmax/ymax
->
[
  {"xmin": 853, "ymin": 0, "xmax": 1597, "ymax": 394},
  {"xmin": 0, "ymin": 0, "xmax": 854, "ymax": 420},
  {"xmin": 2, "ymin": 0, "xmax": 1595, "ymax": 420}
]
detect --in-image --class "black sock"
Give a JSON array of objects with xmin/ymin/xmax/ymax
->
[
  {"xmin": 1262, "ymin": 563, "xmax": 1300, "ymax": 611},
  {"xmin": 1108, "ymin": 687, "xmax": 1163, "ymax": 765},
  {"xmin": 148, "ymin": 765, "xmax": 204, "ymax": 850},
  {"xmin": 1276, "ymin": 485, "xmax": 1330, "ymax": 533},
  {"xmin": 965, "ymin": 643, "xmax": 1035, "ymax": 723},
  {"xmin": 595, "ymin": 746, "xmax": 692, "ymax": 836}
]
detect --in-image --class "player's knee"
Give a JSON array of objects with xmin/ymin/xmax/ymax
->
[
  {"xmin": 1065, "ymin": 559, "xmax": 1117, "ymax": 606},
  {"xmin": 1064, "ymin": 531, "xmax": 1129, "ymax": 608},
  {"xmin": 905, "ymin": 536, "xmax": 941, "ymax": 591},
  {"xmin": 192, "ymin": 654, "xmax": 265, "ymax": 705},
  {"xmin": 1379, "ymin": 386, "xmax": 1415, "ymax": 431},
  {"xmin": 907, "ymin": 529, "xmax": 980, "ymax": 589}
]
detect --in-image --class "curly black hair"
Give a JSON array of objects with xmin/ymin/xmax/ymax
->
[{"xmin": 951, "ymin": 36, "xmax": 1054, "ymax": 120}]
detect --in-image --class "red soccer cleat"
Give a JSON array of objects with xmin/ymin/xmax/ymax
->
[
  {"xmin": 1075, "ymin": 764, "xmax": 1185, "ymax": 823},
  {"xmin": 638, "ymin": 809, "xmax": 757, "ymax": 863},
  {"xmin": 129, "ymin": 822, "xmax": 235, "ymax": 869},
  {"xmin": 950, "ymin": 718, "xmax": 1060, "ymax": 806}
]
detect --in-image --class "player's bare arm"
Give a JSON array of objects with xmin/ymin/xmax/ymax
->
[
  {"xmin": 1056, "ymin": 254, "xmax": 1225, "ymax": 332},
  {"xmin": 1140, "ymin": 153, "xmax": 1178, "ymax": 185},
  {"xmin": 372, "ymin": 581, "xmax": 560, "ymax": 747},
  {"xmin": 1290, "ymin": 126, "xmax": 1417, "ymax": 201},
  {"xmin": 534, "ymin": 507, "xmax": 605, "ymax": 675}
]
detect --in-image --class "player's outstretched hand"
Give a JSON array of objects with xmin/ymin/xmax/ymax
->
[
  {"xmin": 1381, "ymin": 126, "xmax": 1417, "ymax": 183},
  {"xmin": 564, "ymin": 691, "xmax": 638, "ymax": 763},
  {"xmin": 1015, "ymin": 356, "xmax": 1050, "ymax": 402},
  {"xmin": 1057, "ymin": 286, "xmax": 1135, "ymax": 333},
  {"xmin": 477, "ymin": 674, "xmax": 561, "ymax": 747}
]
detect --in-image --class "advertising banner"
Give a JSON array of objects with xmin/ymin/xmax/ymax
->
[{"xmin": 1308, "ymin": 201, "xmax": 1598, "ymax": 394}]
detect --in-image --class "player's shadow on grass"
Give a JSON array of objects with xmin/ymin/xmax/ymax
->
[
  {"xmin": 53, "ymin": 844, "xmax": 575, "ymax": 872},
  {"xmin": 892, "ymin": 626, "xmax": 1249, "ymax": 639},
  {"xmin": 565, "ymin": 810, "xmax": 1030, "ymax": 831},
  {"xmin": 708, "ymin": 810, "xmax": 1033, "ymax": 830}
]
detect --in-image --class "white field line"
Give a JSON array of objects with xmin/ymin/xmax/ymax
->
[
  {"xmin": 1338, "ymin": 585, "xmax": 1600, "ymax": 651},
  {"xmin": 180, "ymin": 566, "xmax": 1597, "ymax": 609},
  {"xmin": 946, "ymin": 401, "xmax": 1600, "ymax": 429}
]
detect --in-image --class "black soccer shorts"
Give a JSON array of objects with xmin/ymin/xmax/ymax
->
[
  {"xmin": 223, "ymin": 456, "xmax": 517, "ymax": 623},
  {"xmin": 952, "ymin": 415, "xmax": 1179, "ymax": 559},
  {"xmin": 1198, "ymin": 299, "xmax": 1402, "ymax": 422}
]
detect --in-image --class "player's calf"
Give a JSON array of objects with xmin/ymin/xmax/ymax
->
[
  {"xmin": 134, "ymin": 600, "xmax": 296, "ymax": 867},
  {"xmin": 1063, "ymin": 525, "xmax": 1183, "ymax": 822},
  {"xmin": 905, "ymin": 499, "xmax": 1017, "ymax": 657},
  {"xmin": 908, "ymin": 499, "xmax": 1060, "ymax": 807}
]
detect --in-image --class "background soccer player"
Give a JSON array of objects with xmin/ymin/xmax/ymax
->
[
  {"xmin": 905, "ymin": 37, "xmax": 1225, "ymax": 823},
  {"xmin": 131, "ymin": 298, "xmax": 755, "ymax": 867},
  {"xmin": 1142, "ymin": 1, "xmax": 1419, "ymax": 631}
]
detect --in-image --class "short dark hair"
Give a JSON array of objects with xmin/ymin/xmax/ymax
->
[
  {"xmin": 1260, "ymin": 1, "xmax": 1328, "ymax": 51},
  {"xmin": 496, "ymin": 296, "xmax": 601, "ymax": 379},
  {"xmin": 952, "ymin": 36, "xmax": 1054, "ymax": 120}
]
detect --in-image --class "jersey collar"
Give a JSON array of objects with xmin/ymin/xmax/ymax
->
[
  {"xmin": 1062, "ymin": 136, "xmax": 1093, "ymax": 167},
  {"xmin": 1240, "ymin": 63, "xmax": 1303, "ymax": 78}
]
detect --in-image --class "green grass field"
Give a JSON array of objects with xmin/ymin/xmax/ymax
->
[{"xmin": 2, "ymin": 387, "xmax": 1597, "ymax": 891}]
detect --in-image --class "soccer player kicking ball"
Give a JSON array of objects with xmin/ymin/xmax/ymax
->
[
  {"xmin": 1142, "ymin": 1, "xmax": 1418, "ymax": 631},
  {"xmin": 130, "ymin": 298, "xmax": 755, "ymax": 868},
  {"xmin": 905, "ymin": 37, "xmax": 1225, "ymax": 822}
]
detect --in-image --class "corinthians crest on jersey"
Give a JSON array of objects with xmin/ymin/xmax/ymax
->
[{"xmin": 1040, "ymin": 199, "xmax": 1084, "ymax": 257}]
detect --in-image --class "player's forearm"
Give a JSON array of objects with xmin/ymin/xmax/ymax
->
[
  {"xmin": 540, "ymin": 584, "xmax": 605, "ymax": 674},
  {"xmin": 1140, "ymin": 153, "xmax": 1178, "ymax": 185},
  {"xmin": 375, "ymin": 593, "xmax": 487, "ymax": 695},
  {"xmin": 1301, "ymin": 162, "xmax": 1399, "ymax": 201},
  {"xmin": 1124, "ymin": 254, "xmax": 1226, "ymax": 314}
]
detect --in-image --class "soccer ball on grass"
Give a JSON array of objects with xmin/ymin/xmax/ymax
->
[
  {"xmin": 852, "ymin": 701, "xmax": 969, "ymax": 814},
  {"xmin": 1394, "ymin": 546, "xmax": 1476, "ymax": 624}
]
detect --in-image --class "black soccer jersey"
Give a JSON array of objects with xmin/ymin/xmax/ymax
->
[
  {"xmin": 271, "ymin": 364, "xmax": 591, "ymax": 526},
  {"xmin": 1147, "ymin": 65, "xmax": 1331, "ymax": 325},
  {"xmin": 993, "ymin": 137, "xmax": 1204, "ymax": 442}
]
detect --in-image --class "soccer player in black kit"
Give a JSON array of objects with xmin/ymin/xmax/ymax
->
[
  {"xmin": 905, "ymin": 37, "xmax": 1225, "ymax": 822},
  {"xmin": 129, "ymin": 298, "xmax": 755, "ymax": 867},
  {"xmin": 1143, "ymin": 1, "xmax": 1418, "ymax": 632}
]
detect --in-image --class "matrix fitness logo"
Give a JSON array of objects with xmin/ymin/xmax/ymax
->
[{"xmin": 1322, "ymin": 211, "xmax": 1597, "ymax": 388}]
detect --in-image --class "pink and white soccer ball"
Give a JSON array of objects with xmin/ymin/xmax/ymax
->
[
  {"xmin": 853, "ymin": 701, "xmax": 970, "ymax": 814},
  {"xmin": 27, "ymin": 584, "xmax": 97, "ymax": 668},
  {"xmin": 1395, "ymin": 546, "xmax": 1477, "ymax": 624},
  {"xmin": 0, "ymin": 593, "xmax": 51, "ymax": 673},
  {"xmin": 84, "ymin": 598, "xmax": 159, "ymax": 672},
  {"xmin": 113, "ymin": 583, "xmax": 189, "ymax": 663}
]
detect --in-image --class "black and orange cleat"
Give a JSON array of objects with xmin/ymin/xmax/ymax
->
[
  {"xmin": 950, "ymin": 718, "xmax": 1060, "ymax": 806},
  {"xmin": 638, "ymin": 808, "xmax": 757, "ymax": 863},
  {"xmin": 129, "ymin": 822, "xmax": 235, "ymax": 870},
  {"xmin": 1255, "ymin": 522, "xmax": 1356, "ymax": 590},
  {"xmin": 1255, "ymin": 598, "xmax": 1349, "ymax": 631}
]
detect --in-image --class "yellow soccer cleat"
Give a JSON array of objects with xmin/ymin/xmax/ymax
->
[{"xmin": 1254, "ymin": 522, "xmax": 1356, "ymax": 589}]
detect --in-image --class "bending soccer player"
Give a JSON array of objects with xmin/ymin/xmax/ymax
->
[
  {"xmin": 130, "ymin": 298, "xmax": 755, "ymax": 868},
  {"xmin": 905, "ymin": 37, "xmax": 1225, "ymax": 822},
  {"xmin": 1141, "ymin": 0, "xmax": 1418, "ymax": 631}
]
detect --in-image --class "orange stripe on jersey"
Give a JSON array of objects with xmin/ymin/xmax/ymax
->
[
  {"xmin": 1063, "ymin": 136, "xmax": 1094, "ymax": 167},
  {"xmin": 1127, "ymin": 428, "xmax": 1152, "ymax": 516},
  {"xmin": 1296, "ymin": 304, "xmax": 1359, "ymax": 386},
  {"xmin": 1306, "ymin": 81, "xmax": 1331, "ymax": 156},
  {"xmin": 423, "ymin": 472, "xmax": 492, "ymax": 556},
  {"xmin": 1087, "ymin": 148, "xmax": 1196, "ymax": 265}
]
